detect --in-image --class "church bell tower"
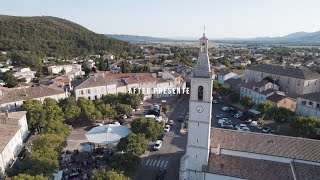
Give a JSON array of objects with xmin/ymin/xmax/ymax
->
[{"xmin": 180, "ymin": 32, "xmax": 213, "ymax": 180}]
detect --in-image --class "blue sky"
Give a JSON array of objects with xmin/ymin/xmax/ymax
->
[{"xmin": 1, "ymin": 0, "xmax": 320, "ymax": 39}]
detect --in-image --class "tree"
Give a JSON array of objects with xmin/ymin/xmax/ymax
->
[
  {"xmin": 64, "ymin": 105, "xmax": 81, "ymax": 125},
  {"xmin": 257, "ymin": 101, "xmax": 273, "ymax": 118},
  {"xmin": 266, "ymin": 107, "xmax": 294, "ymax": 132},
  {"xmin": 117, "ymin": 133, "xmax": 148, "ymax": 156},
  {"xmin": 290, "ymin": 116, "xmax": 320, "ymax": 136},
  {"xmin": 240, "ymin": 96, "xmax": 254, "ymax": 109},
  {"xmin": 1, "ymin": 71, "xmax": 18, "ymax": 87},
  {"xmin": 20, "ymin": 99, "xmax": 46, "ymax": 132},
  {"xmin": 32, "ymin": 134, "xmax": 65, "ymax": 152},
  {"xmin": 11, "ymin": 174, "xmax": 48, "ymax": 180},
  {"xmin": 92, "ymin": 167, "xmax": 129, "ymax": 180},
  {"xmin": 109, "ymin": 152, "xmax": 140, "ymax": 175},
  {"xmin": 131, "ymin": 118, "xmax": 162, "ymax": 141},
  {"xmin": 116, "ymin": 104, "xmax": 132, "ymax": 116},
  {"xmin": 212, "ymin": 81, "xmax": 223, "ymax": 91},
  {"xmin": 78, "ymin": 97, "xmax": 102, "ymax": 121},
  {"xmin": 59, "ymin": 97, "xmax": 77, "ymax": 110},
  {"xmin": 228, "ymin": 92, "xmax": 240, "ymax": 103}
]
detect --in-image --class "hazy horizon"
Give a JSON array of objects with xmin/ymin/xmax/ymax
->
[{"xmin": 1, "ymin": 0, "xmax": 320, "ymax": 39}]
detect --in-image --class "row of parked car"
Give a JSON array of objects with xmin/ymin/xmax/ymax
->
[{"xmin": 154, "ymin": 120, "xmax": 174, "ymax": 150}]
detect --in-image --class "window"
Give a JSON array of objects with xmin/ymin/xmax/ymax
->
[
  {"xmin": 88, "ymin": 97, "xmax": 91, "ymax": 100},
  {"xmin": 249, "ymin": 90, "xmax": 251, "ymax": 95},
  {"xmin": 198, "ymin": 123, "xmax": 199, "ymax": 126},
  {"xmin": 95, "ymin": 95, "xmax": 97, "ymax": 100},
  {"xmin": 302, "ymin": 100, "xmax": 306, "ymax": 105},
  {"xmin": 287, "ymin": 78, "xmax": 290, "ymax": 84},
  {"xmin": 308, "ymin": 101, "xmax": 313, "ymax": 106},
  {"xmin": 81, "ymin": 90, "xmax": 84, "ymax": 95},
  {"xmin": 308, "ymin": 81, "xmax": 310, "ymax": 86},
  {"xmin": 317, "ymin": 103, "xmax": 320, "ymax": 109},
  {"xmin": 198, "ymin": 86, "xmax": 203, "ymax": 100},
  {"xmin": 87, "ymin": 89, "xmax": 91, "ymax": 94},
  {"xmin": 297, "ymin": 80, "xmax": 301, "ymax": 86},
  {"xmin": 197, "ymin": 139, "xmax": 198, "ymax": 143}
]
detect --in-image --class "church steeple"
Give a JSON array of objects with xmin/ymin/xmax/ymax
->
[{"xmin": 193, "ymin": 32, "xmax": 211, "ymax": 78}]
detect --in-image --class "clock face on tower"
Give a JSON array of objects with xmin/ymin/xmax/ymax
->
[{"xmin": 196, "ymin": 106, "xmax": 204, "ymax": 113}]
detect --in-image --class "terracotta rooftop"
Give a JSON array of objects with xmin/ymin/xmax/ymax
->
[
  {"xmin": 0, "ymin": 124, "xmax": 20, "ymax": 152},
  {"xmin": 211, "ymin": 128, "xmax": 320, "ymax": 163},
  {"xmin": 207, "ymin": 154, "xmax": 294, "ymax": 180},
  {"xmin": 0, "ymin": 86, "xmax": 66, "ymax": 104},
  {"xmin": 0, "ymin": 111, "xmax": 26, "ymax": 152}
]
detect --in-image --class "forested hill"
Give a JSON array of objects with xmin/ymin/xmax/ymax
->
[{"xmin": 0, "ymin": 15, "xmax": 133, "ymax": 57}]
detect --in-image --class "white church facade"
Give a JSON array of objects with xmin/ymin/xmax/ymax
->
[{"xmin": 180, "ymin": 34, "xmax": 320, "ymax": 180}]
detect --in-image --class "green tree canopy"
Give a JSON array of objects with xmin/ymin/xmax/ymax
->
[
  {"xmin": 78, "ymin": 97, "xmax": 102, "ymax": 121},
  {"xmin": 109, "ymin": 152, "xmax": 140, "ymax": 175},
  {"xmin": 116, "ymin": 104, "xmax": 132, "ymax": 116},
  {"xmin": 0, "ymin": 71, "xmax": 18, "ymax": 87},
  {"xmin": 257, "ymin": 101, "xmax": 273, "ymax": 118},
  {"xmin": 131, "ymin": 118, "xmax": 162, "ymax": 141},
  {"xmin": 240, "ymin": 96, "xmax": 254, "ymax": 109},
  {"xmin": 92, "ymin": 167, "xmax": 129, "ymax": 180},
  {"xmin": 11, "ymin": 174, "xmax": 48, "ymax": 180},
  {"xmin": 117, "ymin": 132, "xmax": 148, "ymax": 156}
]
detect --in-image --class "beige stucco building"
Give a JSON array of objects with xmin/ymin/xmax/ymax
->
[{"xmin": 244, "ymin": 64, "xmax": 320, "ymax": 98}]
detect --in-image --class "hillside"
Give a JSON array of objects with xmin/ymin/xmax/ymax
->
[
  {"xmin": 0, "ymin": 15, "xmax": 133, "ymax": 57},
  {"xmin": 107, "ymin": 34, "xmax": 174, "ymax": 42}
]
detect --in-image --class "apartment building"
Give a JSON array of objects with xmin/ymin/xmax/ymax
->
[
  {"xmin": 296, "ymin": 92, "xmax": 320, "ymax": 118},
  {"xmin": 244, "ymin": 64, "xmax": 320, "ymax": 97},
  {"xmin": 240, "ymin": 80, "xmax": 279, "ymax": 104}
]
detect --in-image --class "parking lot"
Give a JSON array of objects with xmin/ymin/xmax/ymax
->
[{"xmin": 211, "ymin": 95, "xmax": 273, "ymax": 134}]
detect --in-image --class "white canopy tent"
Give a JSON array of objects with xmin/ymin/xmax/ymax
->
[{"xmin": 85, "ymin": 124, "xmax": 129, "ymax": 145}]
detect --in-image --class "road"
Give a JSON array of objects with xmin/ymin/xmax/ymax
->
[{"xmin": 134, "ymin": 95, "xmax": 189, "ymax": 180}]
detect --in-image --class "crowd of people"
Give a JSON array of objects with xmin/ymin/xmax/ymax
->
[{"xmin": 60, "ymin": 147, "xmax": 115, "ymax": 180}]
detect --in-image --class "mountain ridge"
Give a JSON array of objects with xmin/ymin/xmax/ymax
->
[{"xmin": 0, "ymin": 15, "xmax": 133, "ymax": 57}]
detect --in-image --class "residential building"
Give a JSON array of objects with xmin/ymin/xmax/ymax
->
[
  {"xmin": 267, "ymin": 93, "xmax": 296, "ymax": 111},
  {"xmin": 0, "ymin": 111, "xmax": 28, "ymax": 173},
  {"xmin": 47, "ymin": 64, "xmax": 82, "ymax": 76},
  {"xmin": 296, "ymin": 92, "xmax": 320, "ymax": 118},
  {"xmin": 0, "ymin": 86, "xmax": 68, "ymax": 111},
  {"xmin": 13, "ymin": 68, "xmax": 36, "ymax": 83},
  {"xmin": 216, "ymin": 70, "xmax": 238, "ymax": 84},
  {"xmin": 233, "ymin": 59, "xmax": 251, "ymax": 67},
  {"xmin": 240, "ymin": 80, "xmax": 279, "ymax": 104},
  {"xmin": 224, "ymin": 78, "xmax": 244, "ymax": 94},
  {"xmin": 73, "ymin": 72, "xmax": 186, "ymax": 100},
  {"xmin": 244, "ymin": 64, "xmax": 320, "ymax": 97}
]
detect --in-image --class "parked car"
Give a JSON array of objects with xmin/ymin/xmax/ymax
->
[
  {"xmin": 164, "ymin": 125, "xmax": 170, "ymax": 132},
  {"xmin": 221, "ymin": 122, "xmax": 233, "ymax": 129},
  {"xmin": 132, "ymin": 109, "xmax": 136, "ymax": 112},
  {"xmin": 212, "ymin": 100, "xmax": 219, "ymax": 104},
  {"xmin": 250, "ymin": 121, "xmax": 258, "ymax": 126},
  {"xmin": 140, "ymin": 101, "xmax": 143, "ymax": 105},
  {"xmin": 262, "ymin": 126, "xmax": 271, "ymax": 133},
  {"xmin": 234, "ymin": 113, "xmax": 242, "ymax": 118},
  {"xmin": 136, "ymin": 108, "xmax": 141, "ymax": 111},
  {"xmin": 221, "ymin": 107, "xmax": 229, "ymax": 111},
  {"xmin": 154, "ymin": 140, "xmax": 163, "ymax": 150},
  {"xmin": 244, "ymin": 119, "xmax": 252, "ymax": 123},
  {"xmin": 167, "ymin": 120, "xmax": 174, "ymax": 126},
  {"xmin": 256, "ymin": 124, "xmax": 264, "ymax": 129},
  {"xmin": 218, "ymin": 118, "xmax": 230, "ymax": 124},
  {"xmin": 235, "ymin": 124, "xmax": 250, "ymax": 131},
  {"xmin": 216, "ymin": 114, "xmax": 226, "ymax": 118},
  {"xmin": 119, "ymin": 114, "xmax": 127, "ymax": 119}
]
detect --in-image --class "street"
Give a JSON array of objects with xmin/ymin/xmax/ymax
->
[{"xmin": 134, "ymin": 95, "xmax": 189, "ymax": 180}]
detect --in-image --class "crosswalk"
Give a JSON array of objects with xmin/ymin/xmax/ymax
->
[{"xmin": 142, "ymin": 159, "xmax": 169, "ymax": 169}]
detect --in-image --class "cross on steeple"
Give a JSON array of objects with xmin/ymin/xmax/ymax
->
[{"xmin": 203, "ymin": 25, "xmax": 206, "ymax": 36}]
